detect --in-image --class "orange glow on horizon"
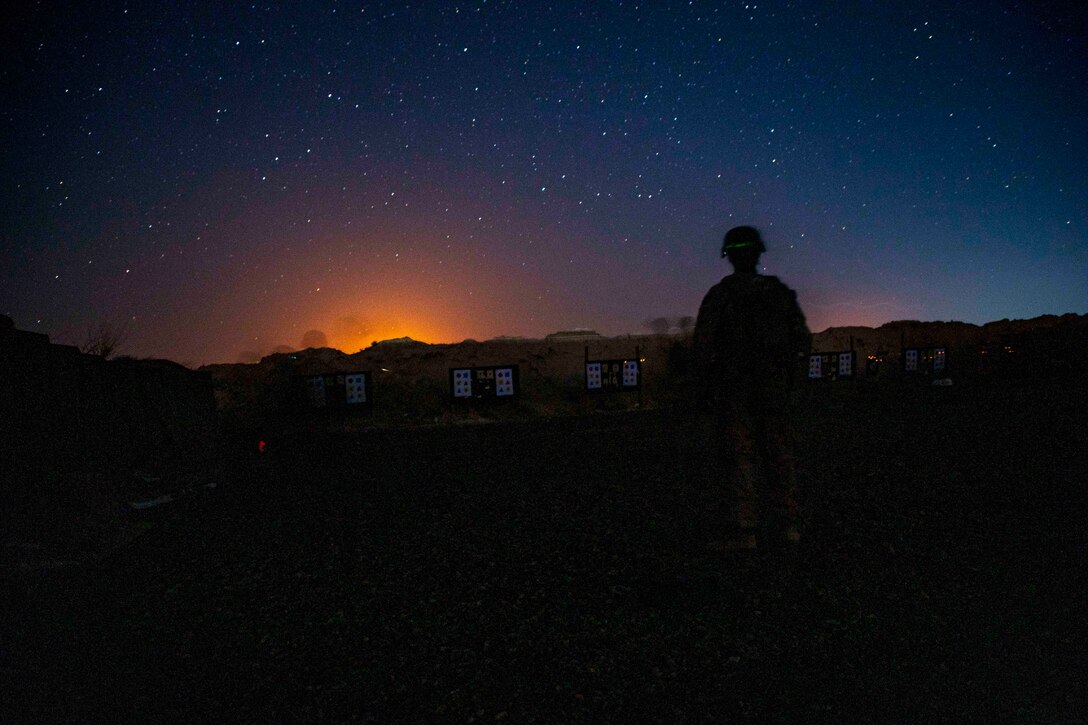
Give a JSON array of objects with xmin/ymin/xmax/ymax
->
[
  {"xmin": 284, "ymin": 284, "xmax": 481, "ymax": 353},
  {"xmin": 333, "ymin": 321, "xmax": 448, "ymax": 352}
]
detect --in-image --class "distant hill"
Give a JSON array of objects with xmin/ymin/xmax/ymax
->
[{"xmin": 811, "ymin": 313, "xmax": 1088, "ymax": 363}]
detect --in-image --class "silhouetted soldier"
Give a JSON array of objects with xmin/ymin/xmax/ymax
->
[{"xmin": 693, "ymin": 225, "xmax": 810, "ymax": 553}]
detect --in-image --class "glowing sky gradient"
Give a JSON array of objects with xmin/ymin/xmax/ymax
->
[{"xmin": 3, "ymin": 2, "xmax": 1086, "ymax": 364}]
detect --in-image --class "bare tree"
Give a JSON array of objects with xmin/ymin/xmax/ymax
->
[
  {"xmin": 643, "ymin": 317, "xmax": 671, "ymax": 335},
  {"xmin": 80, "ymin": 320, "xmax": 128, "ymax": 358}
]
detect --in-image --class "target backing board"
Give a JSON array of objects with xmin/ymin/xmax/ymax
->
[
  {"xmin": 304, "ymin": 371, "xmax": 372, "ymax": 409},
  {"xmin": 903, "ymin": 347, "xmax": 948, "ymax": 375},
  {"xmin": 449, "ymin": 365, "xmax": 520, "ymax": 401},
  {"xmin": 808, "ymin": 351, "xmax": 855, "ymax": 380},
  {"xmin": 585, "ymin": 359, "xmax": 641, "ymax": 392}
]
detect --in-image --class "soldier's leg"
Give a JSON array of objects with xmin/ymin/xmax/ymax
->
[
  {"xmin": 719, "ymin": 407, "xmax": 760, "ymax": 535},
  {"xmin": 754, "ymin": 396, "xmax": 801, "ymax": 541},
  {"xmin": 762, "ymin": 427, "xmax": 800, "ymax": 527}
]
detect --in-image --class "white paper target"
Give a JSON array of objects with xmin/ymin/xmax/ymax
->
[
  {"xmin": 933, "ymin": 348, "xmax": 946, "ymax": 372},
  {"xmin": 307, "ymin": 376, "xmax": 326, "ymax": 408},
  {"xmin": 495, "ymin": 368, "xmax": 515, "ymax": 396},
  {"xmin": 586, "ymin": 362, "xmax": 602, "ymax": 389},
  {"xmin": 905, "ymin": 349, "xmax": 918, "ymax": 371},
  {"xmin": 808, "ymin": 355, "xmax": 822, "ymax": 379},
  {"xmin": 622, "ymin": 360, "xmax": 638, "ymax": 387},
  {"xmin": 345, "ymin": 373, "xmax": 367, "ymax": 404},
  {"xmin": 838, "ymin": 352, "xmax": 853, "ymax": 377},
  {"xmin": 452, "ymin": 369, "xmax": 473, "ymax": 398}
]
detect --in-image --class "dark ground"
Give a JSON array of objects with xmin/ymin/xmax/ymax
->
[{"xmin": 5, "ymin": 379, "xmax": 1087, "ymax": 722}]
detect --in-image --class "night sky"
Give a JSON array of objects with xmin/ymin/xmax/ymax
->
[{"xmin": 3, "ymin": 2, "xmax": 1086, "ymax": 365}]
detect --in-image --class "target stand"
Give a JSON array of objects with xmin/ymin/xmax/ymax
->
[
  {"xmin": 584, "ymin": 346, "xmax": 642, "ymax": 407},
  {"xmin": 449, "ymin": 365, "xmax": 520, "ymax": 406},
  {"xmin": 807, "ymin": 351, "xmax": 856, "ymax": 381},
  {"xmin": 303, "ymin": 371, "xmax": 373, "ymax": 412},
  {"xmin": 903, "ymin": 347, "xmax": 947, "ymax": 375}
]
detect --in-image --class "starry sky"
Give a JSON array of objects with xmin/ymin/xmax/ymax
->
[{"xmin": 3, "ymin": 2, "xmax": 1086, "ymax": 365}]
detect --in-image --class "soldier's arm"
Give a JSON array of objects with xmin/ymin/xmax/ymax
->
[
  {"xmin": 764, "ymin": 277, "xmax": 811, "ymax": 354},
  {"xmin": 692, "ymin": 289, "xmax": 710, "ymax": 359},
  {"xmin": 784, "ymin": 289, "xmax": 811, "ymax": 360},
  {"xmin": 692, "ymin": 288, "xmax": 719, "ymax": 399}
]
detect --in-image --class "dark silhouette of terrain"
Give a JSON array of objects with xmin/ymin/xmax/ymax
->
[
  {"xmin": 4, "ymin": 379, "xmax": 1085, "ymax": 721},
  {"xmin": 1, "ymin": 315, "xmax": 218, "ymax": 556},
  {"xmin": 3, "ymin": 312, "xmax": 1087, "ymax": 721}
]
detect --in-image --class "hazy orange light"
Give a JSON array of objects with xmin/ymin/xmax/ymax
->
[
  {"xmin": 337, "ymin": 321, "xmax": 442, "ymax": 351},
  {"xmin": 267, "ymin": 268, "xmax": 512, "ymax": 354}
]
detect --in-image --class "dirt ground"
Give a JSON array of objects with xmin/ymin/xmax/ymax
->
[{"xmin": 5, "ymin": 378, "xmax": 1086, "ymax": 722}]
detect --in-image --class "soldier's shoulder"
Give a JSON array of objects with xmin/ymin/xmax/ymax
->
[
  {"xmin": 700, "ymin": 278, "xmax": 731, "ymax": 300},
  {"xmin": 756, "ymin": 274, "xmax": 798, "ymax": 295}
]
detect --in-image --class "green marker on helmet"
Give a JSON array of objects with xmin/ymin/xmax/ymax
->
[{"xmin": 721, "ymin": 225, "xmax": 766, "ymax": 256}]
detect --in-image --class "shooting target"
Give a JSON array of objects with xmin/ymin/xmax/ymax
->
[
  {"xmin": 345, "ymin": 373, "xmax": 367, "ymax": 404},
  {"xmin": 586, "ymin": 362, "xmax": 602, "ymax": 390},
  {"xmin": 838, "ymin": 352, "xmax": 853, "ymax": 377},
  {"xmin": 586, "ymin": 357, "xmax": 640, "ymax": 391},
  {"xmin": 495, "ymin": 367, "xmax": 515, "ymax": 397},
  {"xmin": 905, "ymin": 349, "xmax": 918, "ymax": 371},
  {"xmin": 933, "ymin": 348, "xmax": 946, "ymax": 372},
  {"xmin": 452, "ymin": 369, "xmax": 473, "ymax": 398},
  {"xmin": 808, "ymin": 355, "xmax": 822, "ymax": 379}
]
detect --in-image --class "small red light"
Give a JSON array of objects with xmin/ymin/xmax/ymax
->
[{"xmin": 258, "ymin": 440, "xmax": 266, "ymax": 454}]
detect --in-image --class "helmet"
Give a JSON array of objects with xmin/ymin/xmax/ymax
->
[{"xmin": 721, "ymin": 225, "xmax": 766, "ymax": 256}]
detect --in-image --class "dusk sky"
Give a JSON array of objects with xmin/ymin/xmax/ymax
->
[{"xmin": 3, "ymin": 1, "xmax": 1085, "ymax": 365}]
